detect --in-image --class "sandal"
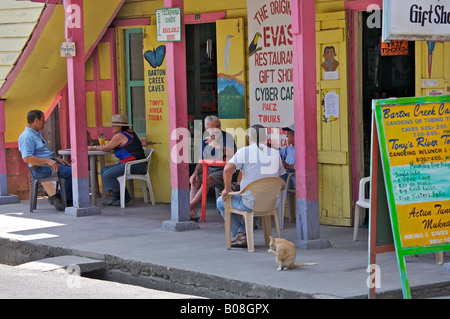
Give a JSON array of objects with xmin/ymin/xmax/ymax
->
[
  {"xmin": 231, "ymin": 232, "xmax": 247, "ymax": 247},
  {"xmin": 190, "ymin": 215, "xmax": 200, "ymax": 222}
]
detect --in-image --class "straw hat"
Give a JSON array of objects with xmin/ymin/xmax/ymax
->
[{"xmin": 106, "ymin": 114, "xmax": 132, "ymax": 126}]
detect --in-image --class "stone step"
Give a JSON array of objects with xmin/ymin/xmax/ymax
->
[{"xmin": 16, "ymin": 256, "xmax": 106, "ymax": 274}]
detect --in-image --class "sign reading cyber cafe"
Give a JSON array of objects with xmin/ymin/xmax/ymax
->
[{"xmin": 383, "ymin": 0, "xmax": 450, "ymax": 41}]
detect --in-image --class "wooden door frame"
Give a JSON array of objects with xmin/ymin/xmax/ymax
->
[{"xmin": 345, "ymin": 0, "xmax": 383, "ymax": 207}]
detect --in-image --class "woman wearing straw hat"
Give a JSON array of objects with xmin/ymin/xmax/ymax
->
[{"xmin": 88, "ymin": 114, "xmax": 146, "ymax": 206}]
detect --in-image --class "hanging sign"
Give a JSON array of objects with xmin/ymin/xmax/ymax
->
[
  {"xmin": 373, "ymin": 95, "xmax": 450, "ymax": 298},
  {"xmin": 156, "ymin": 7, "xmax": 181, "ymax": 42},
  {"xmin": 247, "ymin": 0, "xmax": 293, "ymax": 148},
  {"xmin": 383, "ymin": 0, "xmax": 450, "ymax": 41},
  {"xmin": 380, "ymin": 40, "xmax": 409, "ymax": 56},
  {"xmin": 60, "ymin": 42, "xmax": 76, "ymax": 57}
]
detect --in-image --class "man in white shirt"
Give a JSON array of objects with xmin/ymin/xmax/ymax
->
[{"xmin": 217, "ymin": 124, "xmax": 286, "ymax": 247}]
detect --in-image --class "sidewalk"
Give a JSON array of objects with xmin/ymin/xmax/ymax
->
[{"xmin": 0, "ymin": 197, "xmax": 449, "ymax": 299}]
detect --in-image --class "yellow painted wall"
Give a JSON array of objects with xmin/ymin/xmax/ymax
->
[
  {"xmin": 115, "ymin": 0, "xmax": 249, "ymax": 202},
  {"xmin": 111, "ymin": 0, "xmax": 353, "ymax": 203},
  {"xmin": 116, "ymin": 0, "xmax": 250, "ymax": 136},
  {"xmin": 0, "ymin": 0, "xmax": 44, "ymax": 88},
  {"xmin": 3, "ymin": 0, "xmax": 123, "ymax": 143}
]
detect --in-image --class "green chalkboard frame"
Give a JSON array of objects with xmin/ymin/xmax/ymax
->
[{"xmin": 372, "ymin": 95, "xmax": 450, "ymax": 298}]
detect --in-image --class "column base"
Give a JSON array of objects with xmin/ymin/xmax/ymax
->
[
  {"xmin": 0, "ymin": 195, "xmax": 20, "ymax": 205},
  {"xmin": 65, "ymin": 206, "xmax": 101, "ymax": 217},
  {"xmin": 296, "ymin": 239, "xmax": 332, "ymax": 250},
  {"xmin": 162, "ymin": 220, "xmax": 200, "ymax": 232}
]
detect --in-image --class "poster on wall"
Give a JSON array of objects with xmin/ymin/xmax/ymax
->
[
  {"xmin": 143, "ymin": 25, "xmax": 171, "ymax": 202},
  {"xmin": 216, "ymin": 18, "xmax": 246, "ymax": 119},
  {"xmin": 247, "ymin": 0, "xmax": 293, "ymax": 148}
]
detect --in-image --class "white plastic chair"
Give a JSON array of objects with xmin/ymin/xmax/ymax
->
[
  {"xmin": 277, "ymin": 173, "xmax": 296, "ymax": 229},
  {"xmin": 116, "ymin": 148, "xmax": 155, "ymax": 208},
  {"xmin": 353, "ymin": 177, "xmax": 370, "ymax": 241},
  {"xmin": 225, "ymin": 177, "xmax": 286, "ymax": 252}
]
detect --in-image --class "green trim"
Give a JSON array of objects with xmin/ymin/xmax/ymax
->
[{"xmin": 125, "ymin": 28, "xmax": 146, "ymax": 139}]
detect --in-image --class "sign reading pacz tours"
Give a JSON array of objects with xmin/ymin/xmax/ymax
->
[
  {"xmin": 375, "ymin": 97, "xmax": 450, "ymax": 248},
  {"xmin": 383, "ymin": 0, "xmax": 450, "ymax": 41}
]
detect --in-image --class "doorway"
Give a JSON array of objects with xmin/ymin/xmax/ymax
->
[
  {"xmin": 186, "ymin": 23, "xmax": 218, "ymax": 121},
  {"xmin": 185, "ymin": 23, "xmax": 218, "ymax": 174},
  {"xmin": 355, "ymin": 11, "xmax": 415, "ymax": 226},
  {"xmin": 360, "ymin": 11, "xmax": 415, "ymax": 177}
]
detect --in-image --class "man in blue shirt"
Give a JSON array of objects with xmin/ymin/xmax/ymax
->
[
  {"xmin": 18, "ymin": 110, "xmax": 72, "ymax": 211},
  {"xmin": 280, "ymin": 123, "xmax": 295, "ymax": 189},
  {"xmin": 189, "ymin": 116, "xmax": 236, "ymax": 221}
]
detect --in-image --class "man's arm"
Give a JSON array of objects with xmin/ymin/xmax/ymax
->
[
  {"xmin": 221, "ymin": 162, "xmax": 236, "ymax": 200},
  {"xmin": 23, "ymin": 155, "xmax": 61, "ymax": 172},
  {"xmin": 189, "ymin": 163, "xmax": 203, "ymax": 185}
]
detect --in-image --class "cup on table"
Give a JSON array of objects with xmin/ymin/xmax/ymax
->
[{"xmin": 99, "ymin": 138, "xmax": 105, "ymax": 146}]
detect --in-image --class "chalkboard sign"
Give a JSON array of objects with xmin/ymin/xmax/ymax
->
[{"xmin": 373, "ymin": 95, "xmax": 450, "ymax": 298}]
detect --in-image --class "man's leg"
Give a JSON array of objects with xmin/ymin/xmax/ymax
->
[
  {"xmin": 32, "ymin": 166, "xmax": 64, "ymax": 210},
  {"xmin": 189, "ymin": 174, "xmax": 202, "ymax": 218},
  {"xmin": 217, "ymin": 195, "xmax": 249, "ymax": 238},
  {"xmin": 57, "ymin": 164, "xmax": 73, "ymax": 201}
]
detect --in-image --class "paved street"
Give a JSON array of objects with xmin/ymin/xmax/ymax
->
[
  {"xmin": 0, "ymin": 199, "xmax": 449, "ymax": 299},
  {"xmin": 0, "ymin": 264, "xmax": 203, "ymax": 299}
]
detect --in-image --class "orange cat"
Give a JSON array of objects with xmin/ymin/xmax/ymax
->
[{"xmin": 268, "ymin": 236, "xmax": 318, "ymax": 271}]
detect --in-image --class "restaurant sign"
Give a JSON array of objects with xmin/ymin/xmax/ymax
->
[{"xmin": 383, "ymin": 0, "xmax": 450, "ymax": 41}]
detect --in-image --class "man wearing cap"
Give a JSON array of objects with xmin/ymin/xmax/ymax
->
[
  {"xmin": 88, "ymin": 114, "xmax": 146, "ymax": 206},
  {"xmin": 189, "ymin": 115, "xmax": 236, "ymax": 221},
  {"xmin": 280, "ymin": 123, "xmax": 295, "ymax": 188},
  {"xmin": 18, "ymin": 110, "xmax": 73, "ymax": 211}
]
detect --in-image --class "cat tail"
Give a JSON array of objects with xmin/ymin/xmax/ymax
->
[{"xmin": 294, "ymin": 262, "xmax": 318, "ymax": 267}]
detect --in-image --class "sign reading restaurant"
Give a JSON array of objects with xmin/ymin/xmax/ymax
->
[{"xmin": 383, "ymin": 0, "xmax": 450, "ymax": 41}]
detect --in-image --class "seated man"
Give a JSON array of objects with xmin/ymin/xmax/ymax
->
[
  {"xmin": 18, "ymin": 110, "xmax": 72, "ymax": 211},
  {"xmin": 189, "ymin": 115, "xmax": 236, "ymax": 221},
  {"xmin": 280, "ymin": 123, "xmax": 295, "ymax": 189},
  {"xmin": 217, "ymin": 124, "xmax": 286, "ymax": 247}
]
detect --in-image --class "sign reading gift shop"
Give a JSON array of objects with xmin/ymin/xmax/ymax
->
[
  {"xmin": 383, "ymin": 0, "xmax": 450, "ymax": 41},
  {"xmin": 247, "ymin": 0, "xmax": 293, "ymax": 148},
  {"xmin": 373, "ymin": 95, "xmax": 450, "ymax": 298}
]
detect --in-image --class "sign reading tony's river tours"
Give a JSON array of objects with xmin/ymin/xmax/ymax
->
[{"xmin": 373, "ymin": 96, "xmax": 450, "ymax": 250}]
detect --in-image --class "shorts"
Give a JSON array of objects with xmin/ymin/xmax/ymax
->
[{"xmin": 204, "ymin": 167, "xmax": 224, "ymax": 188}]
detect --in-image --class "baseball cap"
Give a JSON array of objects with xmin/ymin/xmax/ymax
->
[{"xmin": 281, "ymin": 123, "xmax": 294, "ymax": 132}]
